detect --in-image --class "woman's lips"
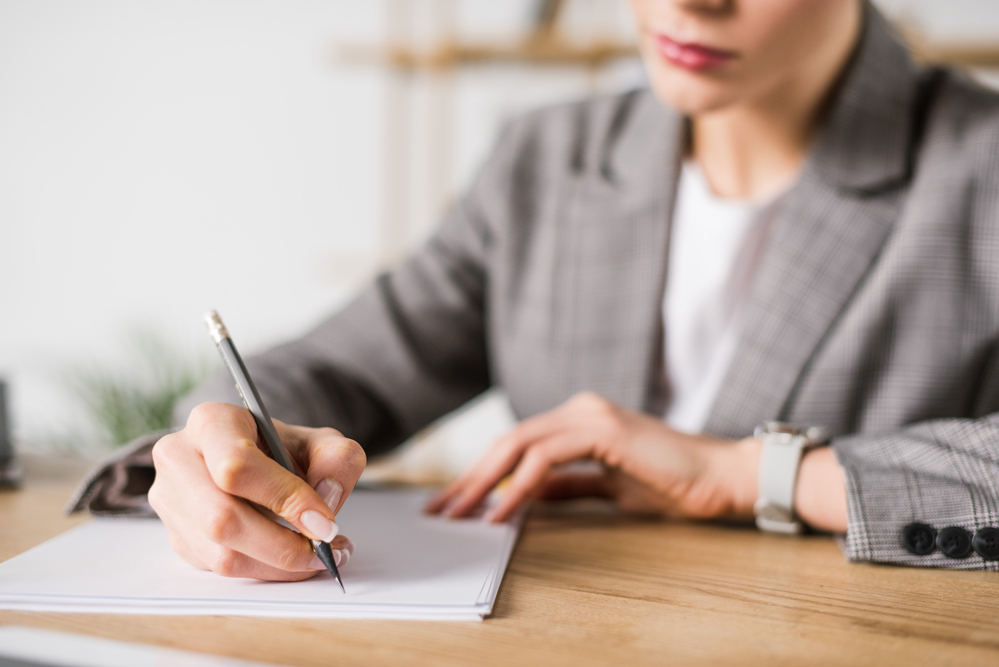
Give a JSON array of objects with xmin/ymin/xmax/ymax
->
[{"xmin": 655, "ymin": 34, "xmax": 737, "ymax": 71}]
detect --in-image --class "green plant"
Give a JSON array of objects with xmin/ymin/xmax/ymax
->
[{"xmin": 71, "ymin": 331, "xmax": 215, "ymax": 448}]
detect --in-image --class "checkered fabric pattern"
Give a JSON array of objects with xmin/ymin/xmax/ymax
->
[{"xmin": 91, "ymin": 5, "xmax": 998, "ymax": 569}]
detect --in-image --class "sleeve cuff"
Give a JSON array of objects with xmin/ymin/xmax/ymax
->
[
  {"xmin": 839, "ymin": 456, "xmax": 999, "ymax": 570},
  {"xmin": 64, "ymin": 430, "xmax": 172, "ymax": 518}
]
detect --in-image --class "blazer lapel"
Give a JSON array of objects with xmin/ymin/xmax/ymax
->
[
  {"xmin": 554, "ymin": 92, "xmax": 684, "ymax": 413},
  {"xmin": 704, "ymin": 6, "xmax": 922, "ymax": 438}
]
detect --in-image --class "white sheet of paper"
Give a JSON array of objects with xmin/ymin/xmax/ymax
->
[{"xmin": 0, "ymin": 489, "xmax": 521, "ymax": 621}]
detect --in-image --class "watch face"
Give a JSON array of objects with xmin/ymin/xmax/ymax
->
[
  {"xmin": 754, "ymin": 422, "xmax": 830, "ymax": 447},
  {"xmin": 804, "ymin": 426, "xmax": 829, "ymax": 443},
  {"xmin": 755, "ymin": 421, "xmax": 799, "ymax": 438}
]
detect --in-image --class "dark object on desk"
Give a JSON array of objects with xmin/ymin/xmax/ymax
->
[{"xmin": 0, "ymin": 379, "xmax": 24, "ymax": 489}]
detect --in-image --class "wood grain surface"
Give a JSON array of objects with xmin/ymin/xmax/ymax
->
[{"xmin": 2, "ymin": 455, "xmax": 998, "ymax": 666}]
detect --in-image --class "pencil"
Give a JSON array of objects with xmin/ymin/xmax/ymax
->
[{"xmin": 204, "ymin": 311, "xmax": 345, "ymax": 591}]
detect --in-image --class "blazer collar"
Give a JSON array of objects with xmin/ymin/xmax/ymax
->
[
  {"xmin": 605, "ymin": 89, "xmax": 685, "ymax": 189},
  {"xmin": 703, "ymin": 6, "xmax": 921, "ymax": 437},
  {"xmin": 804, "ymin": 3, "xmax": 919, "ymax": 193},
  {"xmin": 553, "ymin": 91, "xmax": 684, "ymax": 415},
  {"xmin": 591, "ymin": 4, "xmax": 921, "ymax": 428}
]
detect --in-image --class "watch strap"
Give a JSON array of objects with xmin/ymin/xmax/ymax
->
[
  {"xmin": 753, "ymin": 424, "xmax": 829, "ymax": 535},
  {"xmin": 754, "ymin": 432, "xmax": 808, "ymax": 534}
]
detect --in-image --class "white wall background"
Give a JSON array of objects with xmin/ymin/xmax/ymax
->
[
  {"xmin": 0, "ymin": 0, "xmax": 640, "ymax": 460},
  {"xmin": 1, "ymin": 0, "xmax": 998, "ymax": 467}
]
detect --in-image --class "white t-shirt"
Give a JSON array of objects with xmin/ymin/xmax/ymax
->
[{"xmin": 663, "ymin": 162, "xmax": 783, "ymax": 434}]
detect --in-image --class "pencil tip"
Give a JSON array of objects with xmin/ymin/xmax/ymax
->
[{"xmin": 313, "ymin": 540, "xmax": 346, "ymax": 592}]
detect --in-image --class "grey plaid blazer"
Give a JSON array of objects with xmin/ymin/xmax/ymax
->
[{"xmin": 166, "ymin": 8, "xmax": 999, "ymax": 569}]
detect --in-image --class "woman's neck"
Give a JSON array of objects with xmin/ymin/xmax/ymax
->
[{"xmin": 691, "ymin": 6, "xmax": 862, "ymax": 201}]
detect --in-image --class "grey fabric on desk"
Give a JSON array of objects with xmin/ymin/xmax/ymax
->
[
  {"xmin": 73, "ymin": 4, "xmax": 999, "ymax": 568},
  {"xmin": 65, "ymin": 432, "xmax": 164, "ymax": 518}
]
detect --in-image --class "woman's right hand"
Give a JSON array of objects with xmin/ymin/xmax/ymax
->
[{"xmin": 148, "ymin": 402, "xmax": 366, "ymax": 581}]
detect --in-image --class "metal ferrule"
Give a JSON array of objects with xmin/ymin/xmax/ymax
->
[{"xmin": 204, "ymin": 310, "xmax": 230, "ymax": 344}]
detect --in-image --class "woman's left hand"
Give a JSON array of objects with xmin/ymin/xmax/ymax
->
[{"xmin": 425, "ymin": 392, "xmax": 761, "ymax": 522}]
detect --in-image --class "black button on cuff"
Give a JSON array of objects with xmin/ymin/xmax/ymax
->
[
  {"xmin": 902, "ymin": 522, "xmax": 936, "ymax": 556},
  {"xmin": 937, "ymin": 526, "xmax": 973, "ymax": 559},
  {"xmin": 973, "ymin": 527, "xmax": 999, "ymax": 561}
]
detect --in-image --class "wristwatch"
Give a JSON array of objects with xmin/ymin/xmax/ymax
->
[{"xmin": 753, "ymin": 422, "xmax": 829, "ymax": 535}]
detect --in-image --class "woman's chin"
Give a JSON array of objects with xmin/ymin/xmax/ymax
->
[{"xmin": 648, "ymin": 77, "xmax": 743, "ymax": 116}]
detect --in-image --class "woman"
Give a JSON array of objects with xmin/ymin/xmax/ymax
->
[{"xmin": 124, "ymin": 0, "xmax": 999, "ymax": 579}]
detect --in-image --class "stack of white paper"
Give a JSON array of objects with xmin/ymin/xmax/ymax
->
[{"xmin": 0, "ymin": 489, "xmax": 521, "ymax": 621}]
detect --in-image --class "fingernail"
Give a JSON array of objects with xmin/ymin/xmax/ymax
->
[
  {"xmin": 332, "ymin": 549, "xmax": 342, "ymax": 566},
  {"xmin": 301, "ymin": 510, "xmax": 338, "ymax": 542},
  {"xmin": 315, "ymin": 478, "xmax": 344, "ymax": 513},
  {"xmin": 309, "ymin": 555, "xmax": 326, "ymax": 570},
  {"xmin": 339, "ymin": 549, "xmax": 350, "ymax": 565}
]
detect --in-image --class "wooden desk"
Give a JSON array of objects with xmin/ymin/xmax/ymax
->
[{"xmin": 2, "ymin": 455, "xmax": 998, "ymax": 666}]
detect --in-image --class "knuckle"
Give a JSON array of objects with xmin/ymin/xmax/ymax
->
[
  {"xmin": 186, "ymin": 402, "xmax": 215, "ymax": 428},
  {"xmin": 574, "ymin": 392, "xmax": 617, "ymax": 423},
  {"xmin": 204, "ymin": 501, "xmax": 240, "ymax": 544},
  {"xmin": 150, "ymin": 434, "xmax": 177, "ymax": 469},
  {"xmin": 214, "ymin": 448, "xmax": 254, "ymax": 493},
  {"xmin": 522, "ymin": 447, "xmax": 549, "ymax": 470},
  {"xmin": 573, "ymin": 391, "xmax": 604, "ymax": 410},
  {"xmin": 188, "ymin": 401, "xmax": 241, "ymax": 432},
  {"xmin": 603, "ymin": 446, "xmax": 625, "ymax": 468},
  {"xmin": 497, "ymin": 430, "xmax": 529, "ymax": 456},
  {"xmin": 490, "ymin": 434, "xmax": 515, "ymax": 455},
  {"xmin": 595, "ymin": 400, "xmax": 616, "ymax": 419},
  {"xmin": 603, "ymin": 409, "xmax": 625, "ymax": 431},
  {"xmin": 210, "ymin": 548, "xmax": 242, "ymax": 577},
  {"xmin": 147, "ymin": 481, "xmax": 164, "ymax": 513},
  {"xmin": 166, "ymin": 530, "xmax": 184, "ymax": 555},
  {"xmin": 166, "ymin": 530, "xmax": 202, "ymax": 569}
]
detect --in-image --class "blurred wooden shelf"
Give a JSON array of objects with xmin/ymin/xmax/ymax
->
[
  {"xmin": 341, "ymin": 37, "xmax": 640, "ymax": 71},
  {"xmin": 916, "ymin": 43, "xmax": 999, "ymax": 68},
  {"xmin": 342, "ymin": 38, "xmax": 999, "ymax": 72},
  {"xmin": 343, "ymin": 0, "xmax": 636, "ymax": 71}
]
